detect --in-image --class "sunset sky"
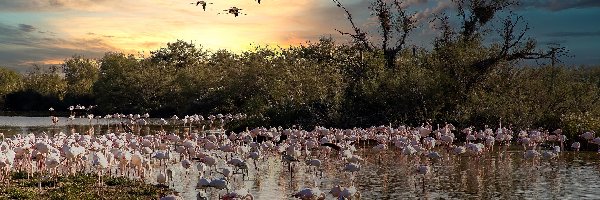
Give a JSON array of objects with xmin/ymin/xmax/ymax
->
[{"xmin": 1, "ymin": 0, "xmax": 599, "ymax": 71}]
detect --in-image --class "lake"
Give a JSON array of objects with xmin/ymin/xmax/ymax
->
[{"xmin": 1, "ymin": 116, "xmax": 599, "ymax": 199}]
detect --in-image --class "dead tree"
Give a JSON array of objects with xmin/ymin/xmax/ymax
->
[
  {"xmin": 332, "ymin": 0, "xmax": 417, "ymax": 69},
  {"xmin": 433, "ymin": 0, "xmax": 568, "ymax": 90}
]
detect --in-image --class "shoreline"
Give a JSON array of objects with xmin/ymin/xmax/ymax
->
[{"xmin": 0, "ymin": 172, "xmax": 174, "ymax": 200}]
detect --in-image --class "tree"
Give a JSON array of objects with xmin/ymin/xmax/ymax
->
[
  {"xmin": 23, "ymin": 65, "xmax": 66, "ymax": 100},
  {"xmin": 94, "ymin": 52, "xmax": 180, "ymax": 115},
  {"xmin": 150, "ymin": 40, "xmax": 209, "ymax": 69},
  {"xmin": 0, "ymin": 67, "xmax": 23, "ymax": 109},
  {"xmin": 93, "ymin": 52, "xmax": 140, "ymax": 113},
  {"xmin": 332, "ymin": 0, "xmax": 417, "ymax": 69},
  {"xmin": 432, "ymin": 0, "xmax": 567, "ymax": 90},
  {"xmin": 62, "ymin": 55, "xmax": 100, "ymax": 104},
  {"xmin": 4, "ymin": 66, "xmax": 67, "ymax": 111},
  {"xmin": 150, "ymin": 40, "xmax": 211, "ymax": 113}
]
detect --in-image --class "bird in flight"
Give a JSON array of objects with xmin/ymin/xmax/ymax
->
[
  {"xmin": 191, "ymin": 1, "xmax": 212, "ymax": 11},
  {"xmin": 220, "ymin": 7, "xmax": 246, "ymax": 17}
]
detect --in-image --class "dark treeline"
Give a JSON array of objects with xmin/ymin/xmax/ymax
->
[
  {"xmin": 1, "ymin": 39, "xmax": 599, "ymax": 138},
  {"xmin": 1, "ymin": 0, "xmax": 600, "ymax": 138}
]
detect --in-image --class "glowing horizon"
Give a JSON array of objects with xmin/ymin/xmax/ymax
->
[{"xmin": 1, "ymin": 0, "xmax": 599, "ymax": 71}]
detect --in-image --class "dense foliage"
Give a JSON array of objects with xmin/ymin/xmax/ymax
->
[
  {"xmin": 0, "ymin": 0, "xmax": 599, "ymax": 138},
  {"xmin": 0, "ymin": 39, "xmax": 599, "ymax": 138}
]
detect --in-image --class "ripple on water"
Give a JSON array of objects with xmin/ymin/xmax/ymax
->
[{"xmin": 133, "ymin": 149, "xmax": 600, "ymax": 200}]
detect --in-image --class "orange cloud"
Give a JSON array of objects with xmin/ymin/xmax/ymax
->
[{"xmin": 44, "ymin": 0, "xmax": 348, "ymax": 54}]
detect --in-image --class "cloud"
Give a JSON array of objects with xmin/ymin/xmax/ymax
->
[
  {"xmin": 0, "ymin": 0, "xmax": 116, "ymax": 12},
  {"xmin": 1, "ymin": 0, "xmax": 598, "ymax": 71},
  {"xmin": 18, "ymin": 24, "xmax": 36, "ymax": 32},
  {"xmin": 412, "ymin": 1, "xmax": 451, "ymax": 22},
  {"xmin": 540, "ymin": 39, "xmax": 568, "ymax": 45},
  {"xmin": 399, "ymin": 0, "xmax": 429, "ymax": 9},
  {"xmin": 520, "ymin": 0, "xmax": 600, "ymax": 11},
  {"xmin": 0, "ymin": 22, "xmax": 116, "ymax": 72},
  {"xmin": 546, "ymin": 30, "xmax": 600, "ymax": 37}
]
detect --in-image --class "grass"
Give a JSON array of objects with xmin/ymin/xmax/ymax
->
[{"xmin": 0, "ymin": 172, "xmax": 174, "ymax": 200}]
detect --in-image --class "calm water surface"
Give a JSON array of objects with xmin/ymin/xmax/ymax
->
[
  {"xmin": 155, "ymin": 148, "xmax": 600, "ymax": 200},
  {"xmin": 1, "ymin": 116, "xmax": 599, "ymax": 199}
]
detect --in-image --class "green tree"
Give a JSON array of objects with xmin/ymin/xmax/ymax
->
[
  {"xmin": 0, "ymin": 67, "xmax": 23, "ymax": 108},
  {"xmin": 23, "ymin": 66, "xmax": 67, "ymax": 100},
  {"xmin": 150, "ymin": 40, "xmax": 209, "ymax": 69},
  {"xmin": 94, "ymin": 52, "xmax": 179, "ymax": 114},
  {"xmin": 4, "ymin": 66, "xmax": 66, "ymax": 111},
  {"xmin": 62, "ymin": 55, "xmax": 100, "ymax": 104},
  {"xmin": 93, "ymin": 52, "xmax": 141, "ymax": 113}
]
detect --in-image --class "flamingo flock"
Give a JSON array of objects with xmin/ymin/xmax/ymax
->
[{"xmin": 1, "ymin": 113, "xmax": 600, "ymax": 199}]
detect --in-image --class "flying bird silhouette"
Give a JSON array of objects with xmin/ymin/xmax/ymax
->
[
  {"xmin": 219, "ymin": 7, "xmax": 246, "ymax": 17},
  {"xmin": 191, "ymin": 1, "xmax": 212, "ymax": 11}
]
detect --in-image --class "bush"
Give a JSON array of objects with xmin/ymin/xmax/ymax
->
[{"xmin": 561, "ymin": 112, "xmax": 600, "ymax": 139}]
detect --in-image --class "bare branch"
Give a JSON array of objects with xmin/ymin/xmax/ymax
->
[
  {"xmin": 332, "ymin": 0, "xmax": 417, "ymax": 69},
  {"xmin": 331, "ymin": 0, "xmax": 372, "ymax": 51}
]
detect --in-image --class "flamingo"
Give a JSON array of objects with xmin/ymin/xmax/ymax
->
[
  {"xmin": 157, "ymin": 171, "xmax": 168, "ymax": 186},
  {"xmin": 343, "ymin": 162, "xmax": 360, "ymax": 185},
  {"xmin": 160, "ymin": 193, "xmax": 184, "ymax": 200},
  {"xmin": 415, "ymin": 165, "xmax": 431, "ymax": 191},
  {"xmin": 340, "ymin": 186, "xmax": 360, "ymax": 200},
  {"xmin": 329, "ymin": 185, "xmax": 360, "ymax": 199},
  {"xmin": 294, "ymin": 187, "xmax": 325, "ymax": 200},
  {"xmin": 524, "ymin": 149, "xmax": 540, "ymax": 160},
  {"xmin": 571, "ymin": 142, "xmax": 581, "ymax": 151},
  {"xmin": 181, "ymin": 159, "xmax": 193, "ymax": 177},
  {"xmin": 197, "ymin": 177, "xmax": 212, "ymax": 189},
  {"xmin": 222, "ymin": 188, "xmax": 254, "ymax": 200},
  {"xmin": 306, "ymin": 159, "xmax": 322, "ymax": 176}
]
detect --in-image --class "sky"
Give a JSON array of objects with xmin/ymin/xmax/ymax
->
[{"xmin": 0, "ymin": 0, "xmax": 599, "ymax": 72}]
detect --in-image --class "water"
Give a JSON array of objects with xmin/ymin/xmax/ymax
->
[
  {"xmin": 0, "ymin": 116, "xmax": 175, "ymax": 136},
  {"xmin": 1, "ymin": 116, "xmax": 600, "ymax": 199},
  {"xmin": 152, "ymin": 147, "xmax": 600, "ymax": 200}
]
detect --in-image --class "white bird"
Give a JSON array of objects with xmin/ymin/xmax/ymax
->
[
  {"xmin": 427, "ymin": 151, "xmax": 442, "ymax": 161},
  {"xmin": 452, "ymin": 146, "xmax": 466, "ymax": 155},
  {"xmin": 340, "ymin": 186, "xmax": 359, "ymax": 199},
  {"xmin": 580, "ymin": 131, "xmax": 595, "ymax": 140},
  {"xmin": 197, "ymin": 177, "xmax": 212, "ymax": 189},
  {"xmin": 157, "ymin": 172, "xmax": 168, "ymax": 185},
  {"xmin": 222, "ymin": 188, "xmax": 254, "ymax": 200},
  {"xmin": 294, "ymin": 187, "xmax": 325, "ymax": 200},
  {"xmin": 343, "ymin": 162, "xmax": 360, "ymax": 173},
  {"xmin": 160, "ymin": 194, "xmax": 184, "ymax": 200},
  {"xmin": 571, "ymin": 142, "xmax": 581, "ymax": 151},
  {"xmin": 541, "ymin": 151, "xmax": 557, "ymax": 160},
  {"xmin": 524, "ymin": 150, "xmax": 540, "ymax": 160},
  {"xmin": 209, "ymin": 178, "xmax": 228, "ymax": 190},
  {"xmin": 417, "ymin": 165, "xmax": 430, "ymax": 175}
]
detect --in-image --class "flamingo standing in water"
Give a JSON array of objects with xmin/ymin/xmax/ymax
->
[
  {"xmin": 416, "ymin": 165, "xmax": 431, "ymax": 191},
  {"xmin": 343, "ymin": 162, "xmax": 360, "ymax": 185},
  {"xmin": 294, "ymin": 187, "xmax": 325, "ymax": 200},
  {"xmin": 329, "ymin": 185, "xmax": 360, "ymax": 199},
  {"xmin": 571, "ymin": 142, "xmax": 581, "ymax": 152},
  {"xmin": 222, "ymin": 188, "xmax": 254, "ymax": 200}
]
